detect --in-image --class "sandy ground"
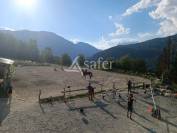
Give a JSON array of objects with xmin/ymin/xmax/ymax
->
[{"xmin": 0, "ymin": 66, "xmax": 177, "ymax": 133}]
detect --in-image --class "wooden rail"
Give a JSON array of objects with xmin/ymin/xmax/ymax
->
[
  {"xmin": 38, "ymin": 89, "xmax": 64, "ymax": 104},
  {"xmin": 132, "ymin": 82, "xmax": 150, "ymax": 89},
  {"xmin": 38, "ymin": 81, "xmax": 150, "ymax": 104},
  {"xmin": 61, "ymin": 88, "xmax": 87, "ymax": 93}
]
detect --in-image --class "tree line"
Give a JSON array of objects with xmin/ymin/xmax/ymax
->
[
  {"xmin": 111, "ymin": 56, "xmax": 147, "ymax": 73},
  {"xmin": 156, "ymin": 37, "xmax": 177, "ymax": 86},
  {"xmin": 0, "ymin": 32, "xmax": 74, "ymax": 66},
  {"xmin": 0, "ymin": 33, "xmax": 39, "ymax": 61}
]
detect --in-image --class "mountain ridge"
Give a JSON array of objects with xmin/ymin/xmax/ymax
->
[
  {"xmin": 92, "ymin": 33, "xmax": 177, "ymax": 69},
  {"xmin": 0, "ymin": 30, "xmax": 100, "ymax": 59}
]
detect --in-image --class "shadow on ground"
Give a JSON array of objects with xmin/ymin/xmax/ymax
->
[{"xmin": 0, "ymin": 98, "xmax": 10, "ymax": 125}]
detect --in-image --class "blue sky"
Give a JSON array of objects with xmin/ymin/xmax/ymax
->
[{"xmin": 0, "ymin": 0, "xmax": 177, "ymax": 49}]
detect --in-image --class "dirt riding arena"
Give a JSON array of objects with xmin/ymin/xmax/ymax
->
[{"xmin": 1, "ymin": 66, "xmax": 177, "ymax": 133}]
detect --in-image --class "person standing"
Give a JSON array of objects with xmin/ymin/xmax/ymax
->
[
  {"xmin": 91, "ymin": 85, "xmax": 95, "ymax": 100},
  {"xmin": 87, "ymin": 83, "xmax": 94, "ymax": 101},
  {"xmin": 127, "ymin": 93, "xmax": 134, "ymax": 120},
  {"xmin": 112, "ymin": 82, "xmax": 117, "ymax": 99},
  {"xmin": 127, "ymin": 80, "xmax": 132, "ymax": 94}
]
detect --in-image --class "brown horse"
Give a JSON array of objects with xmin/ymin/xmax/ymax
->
[{"xmin": 82, "ymin": 69, "xmax": 93, "ymax": 79}]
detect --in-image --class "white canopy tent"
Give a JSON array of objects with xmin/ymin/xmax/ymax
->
[{"xmin": 0, "ymin": 58, "xmax": 14, "ymax": 65}]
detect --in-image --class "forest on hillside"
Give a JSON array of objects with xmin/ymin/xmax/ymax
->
[
  {"xmin": 0, "ymin": 32, "xmax": 39, "ymax": 61},
  {"xmin": 0, "ymin": 32, "xmax": 63, "ymax": 64},
  {"xmin": 157, "ymin": 37, "xmax": 177, "ymax": 88}
]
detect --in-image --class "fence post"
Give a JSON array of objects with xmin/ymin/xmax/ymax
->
[
  {"xmin": 64, "ymin": 87, "xmax": 66, "ymax": 103},
  {"xmin": 143, "ymin": 82, "xmax": 145, "ymax": 90},
  {"xmin": 39, "ymin": 89, "xmax": 41, "ymax": 103}
]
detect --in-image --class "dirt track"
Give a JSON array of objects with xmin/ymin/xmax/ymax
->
[
  {"xmin": 1, "ymin": 66, "xmax": 177, "ymax": 133},
  {"xmin": 12, "ymin": 66, "xmax": 150, "ymax": 99}
]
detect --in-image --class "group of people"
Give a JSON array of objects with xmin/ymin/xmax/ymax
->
[{"xmin": 86, "ymin": 79, "xmax": 135, "ymax": 120}]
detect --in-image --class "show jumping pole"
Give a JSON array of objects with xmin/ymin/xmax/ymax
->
[
  {"xmin": 149, "ymin": 80, "xmax": 161, "ymax": 119},
  {"xmin": 150, "ymin": 85, "xmax": 157, "ymax": 110}
]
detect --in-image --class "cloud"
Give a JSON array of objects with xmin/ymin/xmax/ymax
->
[
  {"xmin": 122, "ymin": 0, "xmax": 158, "ymax": 16},
  {"xmin": 109, "ymin": 23, "xmax": 130, "ymax": 37},
  {"xmin": 92, "ymin": 36, "xmax": 111, "ymax": 50},
  {"xmin": 95, "ymin": 1, "xmax": 177, "ymax": 50},
  {"xmin": 94, "ymin": 32, "xmax": 159, "ymax": 50},
  {"xmin": 0, "ymin": 27, "xmax": 15, "ymax": 31},
  {"xmin": 92, "ymin": 36, "xmax": 136, "ymax": 50},
  {"xmin": 149, "ymin": 0, "xmax": 177, "ymax": 36},
  {"xmin": 92, "ymin": 22, "xmax": 132, "ymax": 49},
  {"xmin": 123, "ymin": 0, "xmax": 177, "ymax": 36},
  {"xmin": 70, "ymin": 38, "xmax": 80, "ymax": 44},
  {"xmin": 108, "ymin": 15, "xmax": 113, "ymax": 20},
  {"xmin": 137, "ymin": 32, "xmax": 158, "ymax": 41}
]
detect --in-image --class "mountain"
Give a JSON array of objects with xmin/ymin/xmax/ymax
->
[
  {"xmin": 0, "ymin": 30, "xmax": 100, "ymax": 59},
  {"xmin": 74, "ymin": 42, "xmax": 99, "ymax": 56},
  {"xmin": 92, "ymin": 34, "xmax": 177, "ymax": 69}
]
